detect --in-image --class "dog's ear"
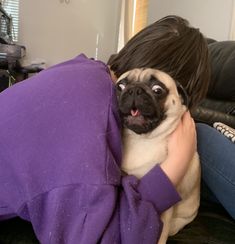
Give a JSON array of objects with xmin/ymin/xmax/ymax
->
[{"xmin": 176, "ymin": 81, "xmax": 189, "ymax": 108}]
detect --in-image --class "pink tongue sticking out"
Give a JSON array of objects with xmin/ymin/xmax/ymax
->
[{"xmin": 131, "ymin": 109, "xmax": 141, "ymax": 117}]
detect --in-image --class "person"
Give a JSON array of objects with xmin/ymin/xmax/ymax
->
[
  {"xmin": 0, "ymin": 15, "xmax": 210, "ymax": 244},
  {"xmin": 108, "ymin": 15, "xmax": 210, "ymax": 109},
  {"xmin": 109, "ymin": 15, "xmax": 235, "ymax": 222},
  {"xmin": 196, "ymin": 123, "xmax": 235, "ymax": 220}
]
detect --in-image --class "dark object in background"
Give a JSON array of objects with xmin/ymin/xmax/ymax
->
[
  {"xmin": 168, "ymin": 200, "xmax": 235, "ymax": 244},
  {"xmin": 207, "ymin": 41, "xmax": 235, "ymax": 101},
  {"xmin": 192, "ymin": 40, "xmax": 235, "ymax": 128},
  {"xmin": 0, "ymin": 73, "xmax": 9, "ymax": 92},
  {"xmin": 0, "ymin": 218, "xmax": 39, "ymax": 244}
]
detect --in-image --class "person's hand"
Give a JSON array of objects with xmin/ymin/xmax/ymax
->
[{"xmin": 160, "ymin": 111, "xmax": 196, "ymax": 186}]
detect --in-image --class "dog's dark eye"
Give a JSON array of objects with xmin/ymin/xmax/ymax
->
[
  {"xmin": 152, "ymin": 85, "xmax": 164, "ymax": 95},
  {"xmin": 118, "ymin": 83, "xmax": 126, "ymax": 91}
]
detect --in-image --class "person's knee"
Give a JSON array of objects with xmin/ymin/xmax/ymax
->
[
  {"xmin": 196, "ymin": 122, "xmax": 212, "ymax": 134},
  {"xmin": 196, "ymin": 123, "xmax": 213, "ymax": 147},
  {"xmin": 195, "ymin": 123, "xmax": 219, "ymax": 163}
]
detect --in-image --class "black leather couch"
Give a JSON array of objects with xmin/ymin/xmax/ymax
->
[
  {"xmin": 192, "ymin": 40, "xmax": 235, "ymax": 128},
  {"xmin": 1, "ymin": 40, "xmax": 235, "ymax": 244}
]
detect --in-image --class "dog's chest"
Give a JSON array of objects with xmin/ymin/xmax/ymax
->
[{"xmin": 121, "ymin": 133, "xmax": 168, "ymax": 178}]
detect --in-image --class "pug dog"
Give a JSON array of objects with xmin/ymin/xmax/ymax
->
[{"xmin": 115, "ymin": 68, "xmax": 200, "ymax": 244}]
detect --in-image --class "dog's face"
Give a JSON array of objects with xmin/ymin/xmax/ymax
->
[{"xmin": 115, "ymin": 68, "xmax": 188, "ymax": 135}]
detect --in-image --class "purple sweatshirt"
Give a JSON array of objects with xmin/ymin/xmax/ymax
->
[{"xmin": 0, "ymin": 54, "xmax": 180, "ymax": 244}]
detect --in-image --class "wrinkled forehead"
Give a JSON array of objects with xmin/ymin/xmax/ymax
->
[{"xmin": 117, "ymin": 68, "xmax": 176, "ymax": 89}]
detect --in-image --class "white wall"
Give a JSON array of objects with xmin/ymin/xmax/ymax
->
[
  {"xmin": 147, "ymin": 0, "xmax": 234, "ymax": 41},
  {"xmin": 18, "ymin": 0, "xmax": 121, "ymax": 67}
]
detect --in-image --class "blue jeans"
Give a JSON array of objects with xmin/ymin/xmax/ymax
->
[{"xmin": 196, "ymin": 123, "xmax": 235, "ymax": 219}]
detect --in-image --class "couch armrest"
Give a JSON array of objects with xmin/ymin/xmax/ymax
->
[{"xmin": 192, "ymin": 106, "xmax": 235, "ymax": 129}]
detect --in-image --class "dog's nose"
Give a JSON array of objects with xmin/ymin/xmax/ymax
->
[{"xmin": 128, "ymin": 87, "xmax": 143, "ymax": 96}]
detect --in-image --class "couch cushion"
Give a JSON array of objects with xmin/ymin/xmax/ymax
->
[
  {"xmin": 168, "ymin": 200, "xmax": 235, "ymax": 244},
  {"xmin": 207, "ymin": 41, "xmax": 235, "ymax": 101}
]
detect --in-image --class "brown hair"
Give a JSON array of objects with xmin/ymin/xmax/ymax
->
[{"xmin": 108, "ymin": 15, "xmax": 210, "ymax": 109}]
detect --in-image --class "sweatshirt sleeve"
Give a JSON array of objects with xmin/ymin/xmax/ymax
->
[
  {"xmin": 21, "ymin": 166, "xmax": 180, "ymax": 244},
  {"xmin": 138, "ymin": 164, "xmax": 181, "ymax": 213},
  {"xmin": 119, "ymin": 165, "xmax": 181, "ymax": 244}
]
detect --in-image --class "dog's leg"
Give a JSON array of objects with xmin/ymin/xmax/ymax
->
[
  {"xmin": 158, "ymin": 208, "xmax": 173, "ymax": 244},
  {"xmin": 168, "ymin": 156, "xmax": 201, "ymax": 236},
  {"xmin": 169, "ymin": 184, "xmax": 200, "ymax": 235}
]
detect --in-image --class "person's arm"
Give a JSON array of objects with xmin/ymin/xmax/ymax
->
[
  {"xmin": 160, "ymin": 111, "xmax": 197, "ymax": 186},
  {"xmin": 118, "ymin": 111, "xmax": 197, "ymax": 243},
  {"xmin": 119, "ymin": 166, "xmax": 181, "ymax": 244}
]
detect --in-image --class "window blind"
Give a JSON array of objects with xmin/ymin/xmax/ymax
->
[{"xmin": 1, "ymin": 0, "xmax": 19, "ymax": 42}]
